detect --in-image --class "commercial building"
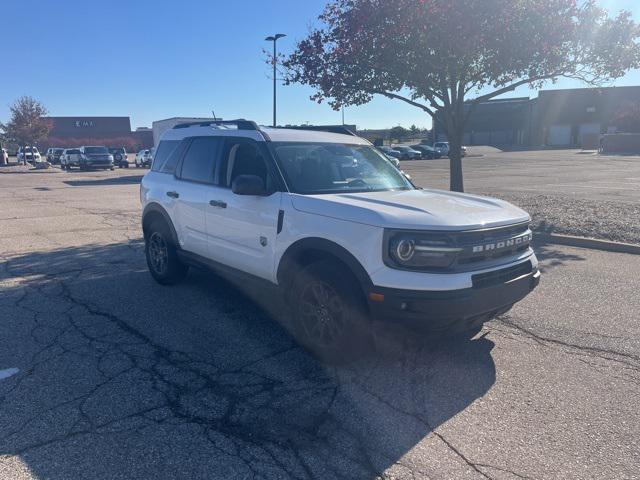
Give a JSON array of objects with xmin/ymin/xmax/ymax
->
[
  {"xmin": 434, "ymin": 86, "xmax": 640, "ymax": 147},
  {"xmin": 43, "ymin": 116, "xmax": 153, "ymax": 151}
]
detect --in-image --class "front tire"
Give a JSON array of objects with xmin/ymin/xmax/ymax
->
[
  {"xmin": 145, "ymin": 220, "xmax": 188, "ymax": 285},
  {"xmin": 289, "ymin": 260, "xmax": 371, "ymax": 364}
]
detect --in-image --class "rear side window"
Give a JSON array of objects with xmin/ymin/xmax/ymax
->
[
  {"xmin": 152, "ymin": 140, "xmax": 180, "ymax": 173},
  {"xmin": 178, "ymin": 137, "xmax": 223, "ymax": 183}
]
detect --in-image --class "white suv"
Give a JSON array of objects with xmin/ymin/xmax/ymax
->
[{"xmin": 141, "ymin": 120, "xmax": 539, "ymax": 362}]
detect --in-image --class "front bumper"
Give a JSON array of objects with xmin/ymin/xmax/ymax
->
[
  {"xmin": 81, "ymin": 161, "xmax": 113, "ymax": 169},
  {"xmin": 368, "ymin": 263, "xmax": 540, "ymax": 333}
]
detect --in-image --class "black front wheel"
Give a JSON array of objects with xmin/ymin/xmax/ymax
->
[
  {"xmin": 145, "ymin": 220, "xmax": 188, "ymax": 285},
  {"xmin": 290, "ymin": 261, "xmax": 371, "ymax": 364}
]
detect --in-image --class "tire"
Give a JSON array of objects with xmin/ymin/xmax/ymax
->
[
  {"xmin": 110, "ymin": 166, "xmax": 115, "ymax": 171},
  {"xmin": 124, "ymin": 163, "xmax": 129, "ymax": 168},
  {"xmin": 145, "ymin": 219, "xmax": 188, "ymax": 285},
  {"xmin": 289, "ymin": 260, "xmax": 371, "ymax": 364}
]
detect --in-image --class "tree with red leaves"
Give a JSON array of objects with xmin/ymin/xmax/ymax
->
[
  {"xmin": 613, "ymin": 102, "xmax": 640, "ymax": 133},
  {"xmin": 1, "ymin": 96, "xmax": 51, "ymax": 165},
  {"xmin": 284, "ymin": 0, "xmax": 640, "ymax": 191}
]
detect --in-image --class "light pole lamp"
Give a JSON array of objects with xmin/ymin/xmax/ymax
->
[{"xmin": 265, "ymin": 33, "xmax": 286, "ymax": 127}]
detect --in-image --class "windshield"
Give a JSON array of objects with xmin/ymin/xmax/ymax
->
[
  {"xmin": 84, "ymin": 146, "xmax": 108, "ymax": 154},
  {"xmin": 109, "ymin": 148, "xmax": 125, "ymax": 154},
  {"xmin": 53, "ymin": 148, "xmax": 64, "ymax": 154},
  {"xmin": 271, "ymin": 142, "xmax": 413, "ymax": 194}
]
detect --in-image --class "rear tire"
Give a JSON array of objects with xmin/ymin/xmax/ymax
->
[
  {"xmin": 289, "ymin": 260, "xmax": 371, "ymax": 364},
  {"xmin": 145, "ymin": 219, "xmax": 188, "ymax": 285}
]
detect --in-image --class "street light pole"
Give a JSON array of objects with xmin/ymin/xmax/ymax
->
[{"xmin": 265, "ymin": 33, "xmax": 286, "ymax": 127}]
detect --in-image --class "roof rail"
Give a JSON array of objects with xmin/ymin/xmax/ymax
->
[
  {"xmin": 275, "ymin": 125, "xmax": 358, "ymax": 137},
  {"xmin": 172, "ymin": 119, "xmax": 259, "ymax": 131}
]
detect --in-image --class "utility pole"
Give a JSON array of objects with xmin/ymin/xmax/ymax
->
[{"xmin": 265, "ymin": 33, "xmax": 286, "ymax": 127}]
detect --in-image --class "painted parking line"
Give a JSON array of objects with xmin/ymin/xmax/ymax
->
[{"xmin": 0, "ymin": 368, "xmax": 19, "ymax": 381}]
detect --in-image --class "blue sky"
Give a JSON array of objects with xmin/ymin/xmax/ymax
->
[{"xmin": 1, "ymin": 0, "xmax": 639, "ymax": 130}]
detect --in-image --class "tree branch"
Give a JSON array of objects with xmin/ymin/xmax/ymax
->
[{"xmin": 374, "ymin": 91, "xmax": 436, "ymax": 118}]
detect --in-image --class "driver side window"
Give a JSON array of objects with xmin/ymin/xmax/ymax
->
[{"xmin": 220, "ymin": 140, "xmax": 273, "ymax": 190}]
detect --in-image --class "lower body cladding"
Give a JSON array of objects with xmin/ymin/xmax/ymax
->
[{"xmin": 367, "ymin": 260, "xmax": 540, "ymax": 334}]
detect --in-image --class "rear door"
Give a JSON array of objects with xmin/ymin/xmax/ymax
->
[
  {"xmin": 203, "ymin": 138, "xmax": 282, "ymax": 282},
  {"xmin": 171, "ymin": 136, "xmax": 224, "ymax": 258}
]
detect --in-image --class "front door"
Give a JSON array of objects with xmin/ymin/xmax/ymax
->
[{"xmin": 204, "ymin": 138, "xmax": 282, "ymax": 282}]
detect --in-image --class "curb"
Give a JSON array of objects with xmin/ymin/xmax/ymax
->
[{"xmin": 534, "ymin": 233, "xmax": 640, "ymax": 255}]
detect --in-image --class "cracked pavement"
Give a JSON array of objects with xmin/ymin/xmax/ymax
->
[{"xmin": 0, "ymin": 168, "xmax": 639, "ymax": 479}]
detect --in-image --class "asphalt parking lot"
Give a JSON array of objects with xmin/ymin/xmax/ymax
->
[
  {"xmin": 403, "ymin": 149, "xmax": 640, "ymax": 244},
  {"xmin": 0, "ymin": 158, "xmax": 639, "ymax": 479}
]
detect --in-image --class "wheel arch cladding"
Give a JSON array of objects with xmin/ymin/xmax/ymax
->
[
  {"xmin": 142, "ymin": 203, "xmax": 179, "ymax": 244},
  {"xmin": 277, "ymin": 237, "xmax": 373, "ymax": 296}
]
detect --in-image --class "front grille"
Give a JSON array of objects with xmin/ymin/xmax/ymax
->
[
  {"xmin": 452, "ymin": 223, "xmax": 532, "ymax": 269},
  {"xmin": 472, "ymin": 261, "xmax": 532, "ymax": 289}
]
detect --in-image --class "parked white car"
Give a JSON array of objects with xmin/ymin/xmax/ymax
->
[
  {"xmin": 140, "ymin": 120, "xmax": 539, "ymax": 363},
  {"xmin": 60, "ymin": 148, "xmax": 82, "ymax": 170},
  {"xmin": 135, "ymin": 149, "xmax": 153, "ymax": 168},
  {"xmin": 17, "ymin": 146, "xmax": 41, "ymax": 163}
]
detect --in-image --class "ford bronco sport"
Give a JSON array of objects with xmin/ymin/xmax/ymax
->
[{"xmin": 141, "ymin": 120, "xmax": 539, "ymax": 362}]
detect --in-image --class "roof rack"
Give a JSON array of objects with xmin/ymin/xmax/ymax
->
[
  {"xmin": 173, "ymin": 119, "xmax": 259, "ymax": 131},
  {"xmin": 274, "ymin": 125, "xmax": 358, "ymax": 137}
]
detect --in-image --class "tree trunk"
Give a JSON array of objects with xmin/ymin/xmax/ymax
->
[{"xmin": 444, "ymin": 114, "xmax": 465, "ymax": 192}]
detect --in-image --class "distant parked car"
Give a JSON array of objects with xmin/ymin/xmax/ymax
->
[
  {"xmin": 431, "ymin": 143, "xmax": 467, "ymax": 157},
  {"xmin": 46, "ymin": 148, "xmax": 65, "ymax": 164},
  {"xmin": 393, "ymin": 145, "xmax": 422, "ymax": 160},
  {"xmin": 412, "ymin": 144, "xmax": 441, "ymax": 159},
  {"xmin": 378, "ymin": 146, "xmax": 402, "ymax": 159},
  {"xmin": 0, "ymin": 148, "xmax": 8, "ymax": 165},
  {"xmin": 60, "ymin": 148, "xmax": 82, "ymax": 170},
  {"xmin": 109, "ymin": 147, "xmax": 129, "ymax": 168},
  {"xmin": 433, "ymin": 142, "xmax": 450, "ymax": 156},
  {"xmin": 135, "ymin": 149, "xmax": 153, "ymax": 168},
  {"xmin": 63, "ymin": 146, "xmax": 113, "ymax": 170},
  {"xmin": 17, "ymin": 146, "xmax": 41, "ymax": 164},
  {"xmin": 78, "ymin": 146, "xmax": 114, "ymax": 170}
]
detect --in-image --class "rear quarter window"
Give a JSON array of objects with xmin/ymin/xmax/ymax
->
[{"xmin": 152, "ymin": 140, "xmax": 181, "ymax": 173}]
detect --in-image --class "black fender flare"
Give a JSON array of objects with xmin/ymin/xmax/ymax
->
[
  {"xmin": 277, "ymin": 237, "xmax": 373, "ymax": 293},
  {"xmin": 142, "ymin": 203, "xmax": 179, "ymax": 245}
]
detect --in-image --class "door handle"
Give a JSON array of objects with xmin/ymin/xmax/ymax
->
[
  {"xmin": 209, "ymin": 200, "xmax": 227, "ymax": 209},
  {"xmin": 166, "ymin": 191, "xmax": 179, "ymax": 198}
]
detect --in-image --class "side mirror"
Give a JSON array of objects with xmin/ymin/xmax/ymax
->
[{"xmin": 231, "ymin": 175, "xmax": 267, "ymax": 196}]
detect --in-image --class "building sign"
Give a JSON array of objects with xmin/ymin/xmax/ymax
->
[{"xmin": 75, "ymin": 120, "xmax": 95, "ymax": 128}]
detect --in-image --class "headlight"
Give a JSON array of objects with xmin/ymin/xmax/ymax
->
[
  {"xmin": 108, "ymin": 155, "xmax": 114, "ymax": 161},
  {"xmin": 384, "ymin": 230, "xmax": 461, "ymax": 270}
]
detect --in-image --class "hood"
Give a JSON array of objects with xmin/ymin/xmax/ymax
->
[{"xmin": 290, "ymin": 189, "xmax": 530, "ymax": 231}]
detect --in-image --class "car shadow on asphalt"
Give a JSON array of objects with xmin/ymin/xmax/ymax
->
[
  {"xmin": 63, "ymin": 174, "xmax": 144, "ymax": 187},
  {"xmin": 0, "ymin": 241, "xmax": 496, "ymax": 479}
]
